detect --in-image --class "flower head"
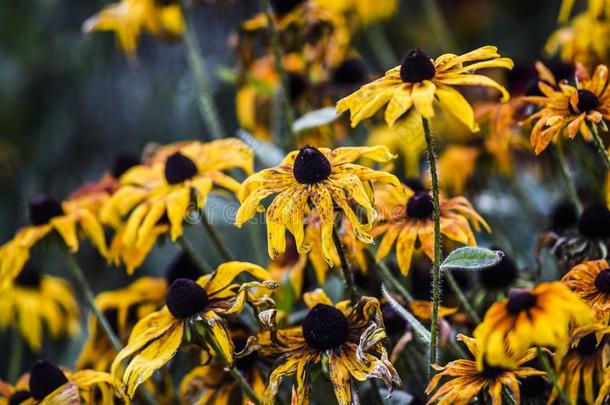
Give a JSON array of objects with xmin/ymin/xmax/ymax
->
[
  {"xmin": 0, "ymin": 262, "xmax": 79, "ymax": 351},
  {"xmin": 474, "ymin": 282, "xmax": 594, "ymax": 369},
  {"xmin": 259, "ymin": 289, "xmax": 401, "ymax": 404},
  {"xmin": 236, "ymin": 145, "xmax": 401, "ymax": 264},
  {"xmin": 336, "ymin": 46, "xmax": 513, "ymax": 130},
  {"xmin": 373, "ymin": 183, "xmax": 490, "ymax": 275},
  {"xmin": 111, "ymin": 262, "xmax": 275, "ymax": 397},
  {"xmin": 426, "ymin": 334, "xmax": 544, "ymax": 404},
  {"xmin": 563, "ymin": 259, "xmax": 610, "ymax": 322}
]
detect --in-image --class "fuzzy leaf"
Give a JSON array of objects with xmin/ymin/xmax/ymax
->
[{"xmin": 440, "ymin": 247, "xmax": 504, "ymax": 272}]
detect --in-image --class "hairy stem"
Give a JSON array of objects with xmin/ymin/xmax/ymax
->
[
  {"xmin": 333, "ymin": 227, "xmax": 357, "ymax": 305},
  {"xmin": 423, "ymin": 116, "xmax": 442, "ymax": 376}
]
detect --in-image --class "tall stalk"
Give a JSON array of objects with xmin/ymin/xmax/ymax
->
[
  {"xmin": 179, "ymin": 0, "xmax": 225, "ymax": 140},
  {"xmin": 422, "ymin": 117, "xmax": 442, "ymax": 375},
  {"xmin": 333, "ymin": 227, "xmax": 357, "ymax": 305}
]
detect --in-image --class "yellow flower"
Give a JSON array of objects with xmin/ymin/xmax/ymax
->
[
  {"xmin": 373, "ymin": 183, "xmax": 490, "ymax": 276},
  {"xmin": 546, "ymin": 12, "xmax": 610, "ymax": 68},
  {"xmin": 563, "ymin": 259, "xmax": 610, "ymax": 323},
  {"xmin": 523, "ymin": 63, "xmax": 610, "ymax": 154},
  {"xmin": 336, "ymin": 46, "xmax": 513, "ymax": 131},
  {"xmin": 111, "ymin": 262, "xmax": 275, "ymax": 398},
  {"xmin": 429, "ymin": 145, "xmax": 480, "ymax": 196},
  {"xmin": 77, "ymin": 276, "xmax": 167, "ymax": 371},
  {"xmin": 474, "ymin": 282, "xmax": 594, "ymax": 369},
  {"xmin": 235, "ymin": 145, "xmax": 400, "ymax": 264},
  {"xmin": 0, "ymin": 263, "xmax": 79, "ymax": 352},
  {"xmin": 179, "ymin": 330, "xmax": 265, "ymax": 404},
  {"xmin": 366, "ymin": 121, "xmax": 426, "ymax": 178},
  {"xmin": 0, "ymin": 193, "xmax": 109, "ymax": 290},
  {"xmin": 314, "ymin": 0, "xmax": 399, "ymax": 25},
  {"xmin": 22, "ymin": 360, "xmax": 118, "ymax": 404},
  {"xmin": 559, "ymin": 0, "xmax": 610, "ymax": 22},
  {"xmin": 259, "ymin": 289, "xmax": 401, "ymax": 405},
  {"xmin": 426, "ymin": 334, "xmax": 544, "ymax": 405},
  {"xmin": 550, "ymin": 323, "xmax": 610, "ymax": 404},
  {"xmin": 103, "ymin": 139, "xmax": 253, "ymax": 250},
  {"xmin": 83, "ymin": 0, "xmax": 184, "ymax": 55}
]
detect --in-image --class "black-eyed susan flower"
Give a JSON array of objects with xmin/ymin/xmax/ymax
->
[
  {"xmin": 179, "ymin": 332, "xmax": 266, "ymax": 404},
  {"xmin": 235, "ymin": 145, "xmax": 401, "ymax": 264},
  {"xmin": 82, "ymin": 0, "xmax": 184, "ymax": 55},
  {"xmin": 336, "ymin": 46, "xmax": 513, "ymax": 131},
  {"xmin": 103, "ymin": 139, "xmax": 253, "ymax": 253},
  {"xmin": 523, "ymin": 63, "xmax": 610, "ymax": 154},
  {"xmin": 24, "ymin": 360, "xmax": 119, "ymax": 404},
  {"xmin": 0, "ymin": 262, "xmax": 79, "ymax": 352},
  {"xmin": 473, "ymin": 282, "xmax": 594, "ymax": 369},
  {"xmin": 259, "ymin": 289, "xmax": 401, "ymax": 405},
  {"xmin": 563, "ymin": 259, "xmax": 610, "ymax": 323},
  {"xmin": 426, "ymin": 334, "xmax": 544, "ymax": 404},
  {"xmin": 0, "ymin": 193, "xmax": 109, "ymax": 289},
  {"xmin": 373, "ymin": 183, "xmax": 490, "ymax": 276},
  {"xmin": 111, "ymin": 262, "xmax": 275, "ymax": 398},
  {"xmin": 549, "ymin": 323, "xmax": 610, "ymax": 404}
]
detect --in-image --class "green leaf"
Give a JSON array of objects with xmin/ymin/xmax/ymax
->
[
  {"xmin": 292, "ymin": 107, "xmax": 339, "ymax": 133},
  {"xmin": 381, "ymin": 285, "xmax": 431, "ymax": 344},
  {"xmin": 440, "ymin": 247, "xmax": 504, "ymax": 272}
]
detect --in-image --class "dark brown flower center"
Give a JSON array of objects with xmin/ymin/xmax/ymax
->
[
  {"xmin": 8, "ymin": 390, "xmax": 32, "ymax": 405},
  {"xmin": 400, "ymin": 49, "xmax": 436, "ymax": 83},
  {"xmin": 111, "ymin": 153, "xmax": 140, "ymax": 178},
  {"xmin": 164, "ymin": 152, "xmax": 198, "ymax": 185},
  {"xmin": 14, "ymin": 263, "xmax": 41, "ymax": 289},
  {"xmin": 166, "ymin": 278, "xmax": 209, "ymax": 319},
  {"xmin": 406, "ymin": 192, "xmax": 434, "ymax": 220},
  {"xmin": 28, "ymin": 195, "xmax": 64, "ymax": 226},
  {"xmin": 506, "ymin": 290, "xmax": 537, "ymax": 314},
  {"xmin": 575, "ymin": 333, "xmax": 602, "ymax": 356},
  {"xmin": 29, "ymin": 360, "xmax": 68, "ymax": 401},
  {"xmin": 576, "ymin": 89, "xmax": 600, "ymax": 112},
  {"xmin": 594, "ymin": 268, "xmax": 610, "ymax": 294},
  {"xmin": 578, "ymin": 202, "xmax": 610, "ymax": 239},
  {"xmin": 302, "ymin": 304, "xmax": 349, "ymax": 350},
  {"xmin": 270, "ymin": 0, "xmax": 305, "ymax": 16},
  {"xmin": 293, "ymin": 146, "xmax": 332, "ymax": 185}
]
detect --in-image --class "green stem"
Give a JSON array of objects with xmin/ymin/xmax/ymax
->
[
  {"xmin": 539, "ymin": 350, "xmax": 571, "ymax": 405},
  {"xmin": 589, "ymin": 122, "xmax": 610, "ymax": 170},
  {"xmin": 7, "ymin": 327, "xmax": 23, "ymax": 383},
  {"xmin": 62, "ymin": 250, "xmax": 122, "ymax": 352},
  {"xmin": 179, "ymin": 0, "xmax": 225, "ymax": 140},
  {"xmin": 203, "ymin": 327, "xmax": 262, "ymax": 405},
  {"xmin": 259, "ymin": 0, "xmax": 296, "ymax": 146},
  {"xmin": 420, "ymin": 0, "xmax": 458, "ymax": 51},
  {"xmin": 552, "ymin": 144, "xmax": 582, "ymax": 213},
  {"xmin": 178, "ymin": 237, "xmax": 215, "ymax": 274},
  {"xmin": 201, "ymin": 211, "xmax": 235, "ymax": 261},
  {"xmin": 366, "ymin": 24, "xmax": 397, "ymax": 69},
  {"xmin": 423, "ymin": 117, "xmax": 442, "ymax": 376},
  {"xmin": 445, "ymin": 272, "xmax": 480, "ymax": 324},
  {"xmin": 333, "ymin": 227, "xmax": 357, "ymax": 305}
]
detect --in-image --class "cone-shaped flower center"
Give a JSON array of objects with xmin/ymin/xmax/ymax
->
[
  {"xmin": 14, "ymin": 263, "xmax": 41, "ymax": 289},
  {"xmin": 8, "ymin": 391, "xmax": 32, "ymax": 405},
  {"xmin": 164, "ymin": 152, "xmax": 198, "ymax": 185},
  {"xmin": 576, "ymin": 89, "xmax": 600, "ymax": 112},
  {"xmin": 293, "ymin": 146, "xmax": 332, "ymax": 184},
  {"xmin": 578, "ymin": 202, "xmax": 610, "ymax": 239},
  {"xmin": 111, "ymin": 153, "xmax": 140, "ymax": 178},
  {"xmin": 575, "ymin": 333, "xmax": 601, "ymax": 356},
  {"xmin": 506, "ymin": 290, "xmax": 537, "ymax": 314},
  {"xmin": 270, "ymin": 0, "xmax": 304, "ymax": 16},
  {"xmin": 594, "ymin": 268, "xmax": 610, "ymax": 295},
  {"xmin": 406, "ymin": 192, "xmax": 434, "ymax": 220},
  {"xmin": 29, "ymin": 360, "xmax": 69, "ymax": 401},
  {"xmin": 166, "ymin": 253, "xmax": 202, "ymax": 286},
  {"xmin": 479, "ymin": 251, "xmax": 518, "ymax": 290},
  {"xmin": 166, "ymin": 278, "xmax": 209, "ymax": 319},
  {"xmin": 28, "ymin": 195, "xmax": 64, "ymax": 226},
  {"xmin": 302, "ymin": 304, "xmax": 349, "ymax": 350},
  {"xmin": 400, "ymin": 49, "xmax": 436, "ymax": 83}
]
